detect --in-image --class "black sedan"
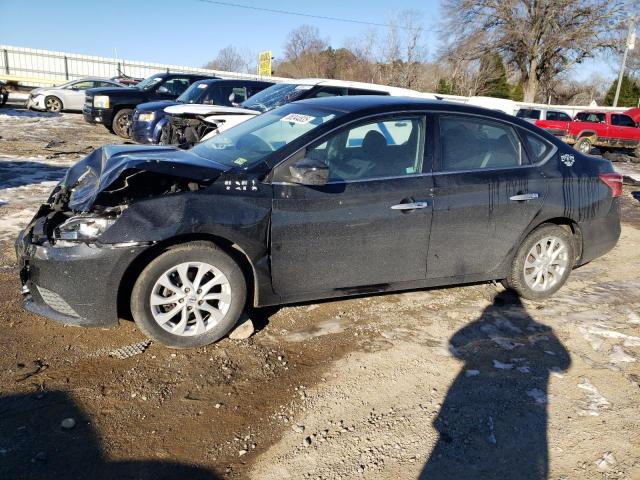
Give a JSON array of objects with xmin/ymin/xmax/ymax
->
[{"xmin": 17, "ymin": 96, "xmax": 622, "ymax": 348}]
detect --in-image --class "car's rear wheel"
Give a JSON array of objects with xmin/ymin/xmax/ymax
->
[
  {"xmin": 574, "ymin": 137, "xmax": 592, "ymax": 154},
  {"xmin": 45, "ymin": 95, "xmax": 62, "ymax": 112},
  {"xmin": 504, "ymin": 224, "xmax": 574, "ymax": 300},
  {"xmin": 112, "ymin": 108, "xmax": 133, "ymax": 138},
  {"xmin": 131, "ymin": 242, "xmax": 247, "ymax": 348}
]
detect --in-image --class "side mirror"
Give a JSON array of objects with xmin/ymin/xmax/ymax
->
[
  {"xmin": 157, "ymin": 86, "xmax": 169, "ymax": 94},
  {"xmin": 289, "ymin": 158, "xmax": 329, "ymax": 186}
]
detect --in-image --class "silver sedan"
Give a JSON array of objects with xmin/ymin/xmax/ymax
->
[{"xmin": 27, "ymin": 77, "xmax": 125, "ymax": 112}]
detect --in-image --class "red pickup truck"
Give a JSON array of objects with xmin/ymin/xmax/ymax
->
[{"xmin": 525, "ymin": 109, "xmax": 640, "ymax": 156}]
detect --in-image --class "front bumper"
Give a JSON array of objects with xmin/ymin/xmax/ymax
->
[
  {"xmin": 130, "ymin": 119, "xmax": 155, "ymax": 144},
  {"xmin": 82, "ymin": 106, "xmax": 113, "ymax": 126},
  {"xmin": 16, "ymin": 224, "xmax": 149, "ymax": 328},
  {"xmin": 26, "ymin": 95, "xmax": 46, "ymax": 111}
]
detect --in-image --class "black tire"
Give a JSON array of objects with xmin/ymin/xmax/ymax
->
[
  {"xmin": 574, "ymin": 137, "xmax": 592, "ymax": 155},
  {"xmin": 112, "ymin": 108, "xmax": 133, "ymax": 138},
  {"xmin": 131, "ymin": 241, "xmax": 247, "ymax": 348},
  {"xmin": 44, "ymin": 95, "xmax": 63, "ymax": 112},
  {"xmin": 504, "ymin": 224, "xmax": 575, "ymax": 301}
]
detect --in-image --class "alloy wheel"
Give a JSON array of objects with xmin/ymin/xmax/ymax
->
[
  {"xmin": 45, "ymin": 97, "xmax": 61, "ymax": 112},
  {"xmin": 522, "ymin": 236, "xmax": 569, "ymax": 292},
  {"xmin": 149, "ymin": 261, "xmax": 231, "ymax": 336}
]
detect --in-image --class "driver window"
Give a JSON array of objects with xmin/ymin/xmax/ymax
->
[
  {"xmin": 162, "ymin": 78, "xmax": 190, "ymax": 96},
  {"xmin": 69, "ymin": 81, "xmax": 93, "ymax": 90},
  {"xmin": 305, "ymin": 115, "xmax": 426, "ymax": 182},
  {"xmin": 439, "ymin": 115, "xmax": 525, "ymax": 171}
]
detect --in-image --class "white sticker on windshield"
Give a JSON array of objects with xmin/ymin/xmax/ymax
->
[
  {"xmin": 281, "ymin": 113, "xmax": 315, "ymax": 124},
  {"xmin": 294, "ymin": 85, "xmax": 314, "ymax": 91},
  {"xmin": 197, "ymin": 84, "xmax": 208, "ymax": 89}
]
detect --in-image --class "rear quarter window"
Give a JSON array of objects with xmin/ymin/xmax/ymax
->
[{"xmin": 520, "ymin": 129, "xmax": 554, "ymax": 164}]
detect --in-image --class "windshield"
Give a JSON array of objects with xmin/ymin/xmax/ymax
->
[
  {"xmin": 192, "ymin": 103, "xmax": 341, "ymax": 169},
  {"xmin": 241, "ymin": 83, "xmax": 314, "ymax": 113},
  {"xmin": 136, "ymin": 74, "xmax": 164, "ymax": 90},
  {"xmin": 177, "ymin": 81, "xmax": 209, "ymax": 104}
]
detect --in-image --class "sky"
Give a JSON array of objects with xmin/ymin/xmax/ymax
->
[{"xmin": 0, "ymin": 0, "xmax": 624, "ymax": 82}]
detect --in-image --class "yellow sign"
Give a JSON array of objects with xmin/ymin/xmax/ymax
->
[{"xmin": 258, "ymin": 51, "xmax": 272, "ymax": 77}]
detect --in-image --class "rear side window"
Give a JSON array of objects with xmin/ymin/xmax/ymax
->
[
  {"xmin": 310, "ymin": 87, "xmax": 348, "ymax": 98},
  {"xmin": 547, "ymin": 111, "xmax": 571, "ymax": 121},
  {"xmin": 516, "ymin": 109, "xmax": 541, "ymax": 120},
  {"xmin": 520, "ymin": 130, "xmax": 554, "ymax": 164},
  {"xmin": 348, "ymin": 88, "xmax": 390, "ymax": 96},
  {"xmin": 612, "ymin": 114, "xmax": 636, "ymax": 127},
  {"xmin": 576, "ymin": 112, "xmax": 605, "ymax": 123},
  {"xmin": 439, "ymin": 115, "xmax": 525, "ymax": 171}
]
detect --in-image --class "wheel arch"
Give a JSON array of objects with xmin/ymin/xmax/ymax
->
[
  {"xmin": 45, "ymin": 94, "xmax": 64, "ymax": 110},
  {"xmin": 576, "ymin": 130, "xmax": 597, "ymax": 141},
  {"xmin": 521, "ymin": 217, "xmax": 583, "ymax": 263},
  {"xmin": 116, "ymin": 233, "xmax": 258, "ymax": 321}
]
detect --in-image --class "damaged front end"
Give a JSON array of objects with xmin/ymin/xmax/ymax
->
[
  {"xmin": 160, "ymin": 104, "xmax": 258, "ymax": 149},
  {"xmin": 16, "ymin": 144, "xmax": 229, "ymax": 326}
]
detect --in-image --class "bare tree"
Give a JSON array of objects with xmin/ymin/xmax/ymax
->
[
  {"xmin": 204, "ymin": 45, "xmax": 251, "ymax": 73},
  {"xmin": 283, "ymin": 25, "xmax": 328, "ymax": 61},
  {"xmin": 442, "ymin": 0, "xmax": 625, "ymax": 102},
  {"xmin": 379, "ymin": 10, "xmax": 428, "ymax": 88}
]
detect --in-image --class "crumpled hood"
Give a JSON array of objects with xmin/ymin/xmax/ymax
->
[{"xmin": 57, "ymin": 144, "xmax": 230, "ymax": 212}]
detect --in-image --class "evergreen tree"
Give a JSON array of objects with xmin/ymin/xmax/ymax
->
[
  {"xmin": 510, "ymin": 83, "xmax": 524, "ymax": 101},
  {"xmin": 480, "ymin": 53, "xmax": 511, "ymax": 98},
  {"xmin": 604, "ymin": 75, "xmax": 640, "ymax": 107},
  {"xmin": 436, "ymin": 78, "xmax": 453, "ymax": 95}
]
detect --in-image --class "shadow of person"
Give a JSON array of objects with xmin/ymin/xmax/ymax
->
[
  {"xmin": 420, "ymin": 291, "xmax": 570, "ymax": 480},
  {"xmin": 0, "ymin": 390, "xmax": 221, "ymax": 480}
]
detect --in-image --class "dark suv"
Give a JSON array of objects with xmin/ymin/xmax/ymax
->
[
  {"xmin": 17, "ymin": 96, "xmax": 621, "ymax": 348},
  {"xmin": 83, "ymin": 72, "xmax": 218, "ymax": 138}
]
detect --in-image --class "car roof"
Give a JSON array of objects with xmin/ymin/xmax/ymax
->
[
  {"xmin": 293, "ymin": 95, "xmax": 523, "ymax": 119},
  {"xmin": 192, "ymin": 78, "xmax": 274, "ymax": 86},
  {"xmin": 69, "ymin": 76, "xmax": 119, "ymax": 82},
  {"xmin": 278, "ymin": 77, "xmax": 436, "ymax": 98}
]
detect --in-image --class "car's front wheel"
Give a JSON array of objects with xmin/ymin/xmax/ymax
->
[
  {"xmin": 131, "ymin": 242, "xmax": 247, "ymax": 348},
  {"xmin": 45, "ymin": 95, "xmax": 62, "ymax": 112},
  {"xmin": 504, "ymin": 224, "xmax": 575, "ymax": 300},
  {"xmin": 112, "ymin": 108, "xmax": 133, "ymax": 138}
]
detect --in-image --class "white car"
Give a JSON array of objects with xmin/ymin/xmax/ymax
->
[
  {"xmin": 27, "ymin": 77, "xmax": 124, "ymax": 112},
  {"xmin": 161, "ymin": 78, "xmax": 437, "ymax": 147}
]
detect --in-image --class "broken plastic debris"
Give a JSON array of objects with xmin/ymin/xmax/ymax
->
[
  {"xmin": 526, "ymin": 388, "xmax": 548, "ymax": 404},
  {"xmin": 492, "ymin": 360, "xmax": 513, "ymax": 369},
  {"xmin": 108, "ymin": 340, "xmax": 151, "ymax": 359}
]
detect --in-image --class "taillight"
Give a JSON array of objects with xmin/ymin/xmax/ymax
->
[{"xmin": 598, "ymin": 172, "xmax": 623, "ymax": 198}]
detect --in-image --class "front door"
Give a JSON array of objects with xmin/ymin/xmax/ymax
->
[
  {"xmin": 427, "ymin": 114, "xmax": 549, "ymax": 279},
  {"xmin": 270, "ymin": 114, "xmax": 434, "ymax": 296}
]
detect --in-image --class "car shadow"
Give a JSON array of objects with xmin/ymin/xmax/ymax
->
[
  {"xmin": 419, "ymin": 291, "xmax": 571, "ymax": 480},
  {"xmin": 0, "ymin": 160, "xmax": 68, "ymax": 190},
  {"xmin": 0, "ymin": 390, "xmax": 221, "ymax": 480},
  {"xmin": 0, "ymin": 108, "xmax": 62, "ymax": 118}
]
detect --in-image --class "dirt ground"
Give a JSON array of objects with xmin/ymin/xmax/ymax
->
[{"xmin": 0, "ymin": 108, "xmax": 639, "ymax": 480}]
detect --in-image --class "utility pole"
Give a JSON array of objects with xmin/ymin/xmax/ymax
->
[{"xmin": 613, "ymin": 16, "xmax": 636, "ymax": 107}]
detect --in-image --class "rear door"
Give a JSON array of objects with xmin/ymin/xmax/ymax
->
[
  {"xmin": 270, "ymin": 113, "xmax": 434, "ymax": 296},
  {"xmin": 427, "ymin": 114, "xmax": 551, "ymax": 279}
]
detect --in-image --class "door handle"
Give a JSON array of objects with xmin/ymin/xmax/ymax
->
[
  {"xmin": 391, "ymin": 201, "xmax": 430, "ymax": 210},
  {"xmin": 509, "ymin": 193, "xmax": 539, "ymax": 202}
]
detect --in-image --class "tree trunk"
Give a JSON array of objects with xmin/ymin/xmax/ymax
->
[{"xmin": 523, "ymin": 59, "xmax": 539, "ymax": 102}]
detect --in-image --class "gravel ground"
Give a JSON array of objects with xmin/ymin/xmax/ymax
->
[{"xmin": 0, "ymin": 108, "xmax": 639, "ymax": 480}]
